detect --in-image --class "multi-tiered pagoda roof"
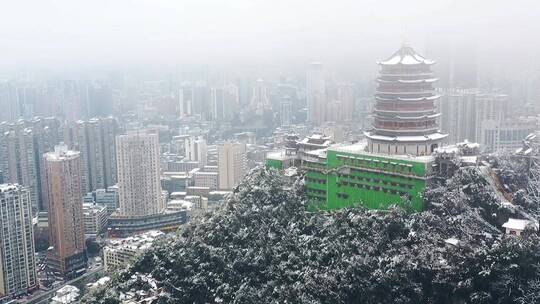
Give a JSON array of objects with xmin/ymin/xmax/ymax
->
[{"xmin": 365, "ymin": 45, "xmax": 448, "ymax": 144}]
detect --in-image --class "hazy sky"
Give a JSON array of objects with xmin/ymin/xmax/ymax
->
[{"xmin": 1, "ymin": 0, "xmax": 539, "ymax": 72}]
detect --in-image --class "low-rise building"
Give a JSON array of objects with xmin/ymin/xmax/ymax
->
[
  {"xmin": 95, "ymin": 186, "xmax": 119, "ymax": 214},
  {"xmin": 107, "ymin": 210, "xmax": 188, "ymax": 237},
  {"xmin": 50, "ymin": 285, "xmax": 80, "ymax": 304},
  {"xmin": 480, "ymin": 117, "xmax": 538, "ymax": 152},
  {"xmin": 267, "ymin": 140, "xmax": 434, "ymax": 212},
  {"xmin": 192, "ymin": 170, "xmax": 219, "ymax": 189},
  {"xmin": 103, "ymin": 231, "xmax": 165, "ymax": 272},
  {"xmin": 83, "ymin": 203, "xmax": 108, "ymax": 236},
  {"xmin": 185, "ymin": 195, "xmax": 208, "ymax": 210},
  {"xmin": 502, "ymin": 218, "xmax": 539, "ymax": 236}
]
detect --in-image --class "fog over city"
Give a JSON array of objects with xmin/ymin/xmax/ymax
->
[
  {"xmin": 3, "ymin": 1, "xmax": 540, "ymax": 303},
  {"xmin": 1, "ymin": 0, "xmax": 539, "ymax": 74}
]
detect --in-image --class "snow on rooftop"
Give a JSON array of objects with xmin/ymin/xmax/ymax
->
[
  {"xmin": 502, "ymin": 218, "xmax": 538, "ymax": 231},
  {"xmin": 445, "ymin": 237, "xmax": 460, "ymax": 246},
  {"xmin": 379, "ymin": 45, "xmax": 434, "ymax": 66},
  {"xmin": 267, "ymin": 150, "xmax": 294, "ymax": 161},
  {"xmin": 364, "ymin": 131, "xmax": 448, "ymax": 143}
]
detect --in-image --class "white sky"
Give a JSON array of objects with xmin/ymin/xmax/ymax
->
[{"xmin": 0, "ymin": 0, "xmax": 538, "ymax": 70}]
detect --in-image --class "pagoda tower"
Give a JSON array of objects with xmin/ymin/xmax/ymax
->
[{"xmin": 365, "ymin": 44, "xmax": 447, "ymax": 155}]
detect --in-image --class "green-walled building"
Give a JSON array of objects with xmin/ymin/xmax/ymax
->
[{"xmin": 267, "ymin": 142, "xmax": 434, "ymax": 212}]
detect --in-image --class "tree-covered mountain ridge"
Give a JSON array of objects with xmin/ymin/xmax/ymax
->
[{"xmin": 83, "ymin": 161, "xmax": 540, "ymax": 304}]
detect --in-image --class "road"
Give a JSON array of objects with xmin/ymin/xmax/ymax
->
[{"xmin": 25, "ymin": 266, "xmax": 104, "ymax": 304}]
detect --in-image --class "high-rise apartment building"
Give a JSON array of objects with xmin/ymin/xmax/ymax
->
[
  {"xmin": 184, "ymin": 136, "xmax": 207, "ymax": 168},
  {"xmin": 249, "ymin": 79, "xmax": 271, "ymax": 114},
  {"xmin": 307, "ymin": 62, "xmax": 326, "ymax": 124},
  {"xmin": 44, "ymin": 144, "xmax": 87, "ymax": 279},
  {"xmin": 438, "ymin": 89, "xmax": 479, "ymax": 144},
  {"xmin": 337, "ymin": 83, "xmax": 355, "ymax": 121},
  {"xmin": 0, "ymin": 184, "xmax": 38, "ymax": 298},
  {"xmin": 218, "ymin": 142, "xmax": 247, "ymax": 190},
  {"xmin": 179, "ymin": 84, "xmax": 194, "ymax": 117},
  {"xmin": 116, "ymin": 130, "xmax": 163, "ymax": 217},
  {"xmin": 64, "ymin": 117, "xmax": 119, "ymax": 194},
  {"xmin": 0, "ymin": 118, "xmax": 63, "ymax": 211}
]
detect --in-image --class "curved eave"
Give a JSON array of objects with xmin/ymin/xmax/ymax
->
[
  {"xmin": 395, "ymin": 113, "xmax": 441, "ymax": 120},
  {"xmin": 376, "ymin": 78, "xmax": 438, "ymax": 84},
  {"xmin": 374, "ymin": 113, "xmax": 441, "ymax": 120},
  {"xmin": 372, "ymin": 127, "xmax": 440, "ymax": 133},
  {"xmin": 376, "ymin": 96, "xmax": 438, "ymax": 102},
  {"xmin": 378, "ymin": 60, "xmax": 435, "ymax": 66},
  {"xmin": 374, "ymin": 108, "xmax": 434, "ymax": 114},
  {"xmin": 376, "ymin": 90, "xmax": 436, "ymax": 95},
  {"xmin": 364, "ymin": 131, "xmax": 449, "ymax": 143}
]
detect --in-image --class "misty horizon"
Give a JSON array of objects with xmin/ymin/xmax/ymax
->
[{"xmin": 1, "ymin": 0, "xmax": 539, "ymax": 77}]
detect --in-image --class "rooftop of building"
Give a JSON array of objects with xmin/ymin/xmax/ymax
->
[
  {"xmin": 379, "ymin": 44, "xmax": 434, "ymax": 66},
  {"xmin": 0, "ymin": 183, "xmax": 21, "ymax": 193},
  {"xmin": 167, "ymin": 199, "xmax": 193, "ymax": 211},
  {"xmin": 266, "ymin": 150, "xmax": 296, "ymax": 161},
  {"xmin": 45, "ymin": 144, "xmax": 80, "ymax": 161},
  {"xmin": 502, "ymin": 218, "xmax": 539, "ymax": 231},
  {"xmin": 105, "ymin": 230, "xmax": 165, "ymax": 252}
]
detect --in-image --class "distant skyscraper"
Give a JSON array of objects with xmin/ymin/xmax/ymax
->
[
  {"xmin": 0, "ymin": 184, "xmax": 38, "ymax": 298},
  {"xmin": 223, "ymin": 84, "xmax": 240, "ymax": 121},
  {"xmin": 211, "ymin": 87, "xmax": 226, "ymax": 121},
  {"xmin": 0, "ymin": 127, "xmax": 40, "ymax": 211},
  {"xmin": 194, "ymin": 81, "xmax": 212, "ymax": 120},
  {"xmin": 116, "ymin": 130, "xmax": 163, "ymax": 217},
  {"xmin": 280, "ymin": 96, "xmax": 292, "ymax": 126},
  {"xmin": 306, "ymin": 62, "xmax": 326, "ymax": 124},
  {"xmin": 0, "ymin": 82, "xmax": 20, "ymax": 122},
  {"xmin": 438, "ymin": 89, "xmax": 478, "ymax": 143},
  {"xmin": 88, "ymin": 83, "xmax": 113, "ymax": 117},
  {"xmin": 365, "ymin": 45, "xmax": 447, "ymax": 155},
  {"xmin": 64, "ymin": 117, "xmax": 119, "ymax": 194},
  {"xmin": 249, "ymin": 79, "xmax": 271, "ymax": 114},
  {"xmin": 184, "ymin": 136, "xmax": 207, "ymax": 168},
  {"xmin": 44, "ymin": 144, "xmax": 87, "ymax": 279},
  {"xmin": 337, "ymin": 83, "xmax": 355, "ymax": 121},
  {"xmin": 179, "ymin": 84, "xmax": 194, "ymax": 117},
  {"xmin": 218, "ymin": 142, "xmax": 247, "ymax": 190},
  {"xmin": 0, "ymin": 118, "xmax": 63, "ymax": 211}
]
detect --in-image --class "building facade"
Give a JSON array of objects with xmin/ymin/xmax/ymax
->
[
  {"xmin": 82, "ymin": 203, "xmax": 108, "ymax": 235},
  {"xmin": 0, "ymin": 184, "xmax": 37, "ymax": 299},
  {"xmin": 116, "ymin": 130, "xmax": 164, "ymax": 217},
  {"xmin": 44, "ymin": 144, "xmax": 87, "ymax": 279},
  {"xmin": 306, "ymin": 62, "xmax": 326, "ymax": 125},
  {"xmin": 64, "ymin": 117, "xmax": 119, "ymax": 194},
  {"xmin": 184, "ymin": 136, "xmax": 207, "ymax": 168},
  {"xmin": 218, "ymin": 142, "xmax": 247, "ymax": 190}
]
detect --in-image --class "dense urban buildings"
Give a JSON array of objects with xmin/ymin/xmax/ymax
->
[
  {"xmin": 0, "ymin": 184, "xmax": 37, "ymax": 299},
  {"xmin": 103, "ymin": 230, "xmax": 164, "ymax": 272},
  {"xmin": 44, "ymin": 144, "xmax": 87, "ymax": 279},
  {"xmin": 64, "ymin": 117, "xmax": 119, "ymax": 194}
]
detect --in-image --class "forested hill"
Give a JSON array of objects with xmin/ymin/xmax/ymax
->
[{"xmin": 83, "ymin": 163, "xmax": 540, "ymax": 304}]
